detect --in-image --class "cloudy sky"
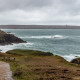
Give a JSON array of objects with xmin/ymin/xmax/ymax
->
[{"xmin": 0, "ymin": 0, "xmax": 80, "ymax": 25}]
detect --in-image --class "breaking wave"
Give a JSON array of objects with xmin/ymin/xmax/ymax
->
[
  {"xmin": 20, "ymin": 35, "xmax": 68, "ymax": 39},
  {"xmin": 62, "ymin": 54, "xmax": 80, "ymax": 61},
  {"xmin": 0, "ymin": 42, "xmax": 34, "ymax": 53}
]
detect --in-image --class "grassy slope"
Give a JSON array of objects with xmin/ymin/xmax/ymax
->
[{"xmin": 0, "ymin": 49, "xmax": 80, "ymax": 80}]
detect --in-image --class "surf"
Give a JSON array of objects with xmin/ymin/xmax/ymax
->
[{"xmin": 19, "ymin": 35, "xmax": 67, "ymax": 39}]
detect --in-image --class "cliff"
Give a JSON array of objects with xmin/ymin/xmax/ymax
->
[{"xmin": 0, "ymin": 30, "xmax": 26, "ymax": 45}]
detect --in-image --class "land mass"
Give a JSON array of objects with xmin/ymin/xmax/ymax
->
[
  {"xmin": 0, "ymin": 49, "xmax": 80, "ymax": 80},
  {"xmin": 0, "ymin": 25, "xmax": 80, "ymax": 29},
  {"xmin": 0, "ymin": 30, "xmax": 26, "ymax": 45}
]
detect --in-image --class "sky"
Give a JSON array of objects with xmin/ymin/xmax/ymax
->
[{"xmin": 0, "ymin": 0, "xmax": 80, "ymax": 25}]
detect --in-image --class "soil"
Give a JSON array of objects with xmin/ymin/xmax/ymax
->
[{"xmin": 0, "ymin": 61, "xmax": 13, "ymax": 80}]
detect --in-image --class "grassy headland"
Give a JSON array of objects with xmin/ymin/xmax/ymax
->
[{"xmin": 0, "ymin": 49, "xmax": 80, "ymax": 80}]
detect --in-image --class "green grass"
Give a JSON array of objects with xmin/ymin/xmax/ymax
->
[
  {"xmin": 7, "ymin": 49, "xmax": 53, "ymax": 56},
  {"xmin": 0, "ymin": 49, "xmax": 79, "ymax": 80},
  {"xmin": 4, "ymin": 49, "xmax": 54, "ymax": 80}
]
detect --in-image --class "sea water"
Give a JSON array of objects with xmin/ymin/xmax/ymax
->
[{"xmin": 1, "ymin": 29, "xmax": 80, "ymax": 61}]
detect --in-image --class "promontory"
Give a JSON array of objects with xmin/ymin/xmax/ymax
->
[{"xmin": 0, "ymin": 30, "xmax": 26, "ymax": 45}]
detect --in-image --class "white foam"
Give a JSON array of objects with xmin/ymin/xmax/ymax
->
[
  {"xmin": 1, "ymin": 29, "xmax": 9, "ymax": 31},
  {"xmin": 20, "ymin": 36, "xmax": 51, "ymax": 39},
  {"xmin": 51, "ymin": 35, "xmax": 67, "ymax": 39},
  {"xmin": 0, "ymin": 42, "xmax": 34, "ymax": 53},
  {"xmin": 62, "ymin": 54, "xmax": 80, "ymax": 61},
  {"xmin": 19, "ymin": 35, "xmax": 67, "ymax": 39},
  {"xmin": 10, "ymin": 33, "xmax": 15, "ymax": 34}
]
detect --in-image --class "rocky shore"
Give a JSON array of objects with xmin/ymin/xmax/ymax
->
[{"xmin": 0, "ymin": 30, "xmax": 26, "ymax": 45}]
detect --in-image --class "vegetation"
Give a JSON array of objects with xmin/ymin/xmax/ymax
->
[
  {"xmin": 0, "ymin": 49, "xmax": 80, "ymax": 80},
  {"xmin": 7, "ymin": 49, "xmax": 53, "ymax": 56}
]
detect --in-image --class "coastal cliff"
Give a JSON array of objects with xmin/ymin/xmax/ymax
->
[
  {"xmin": 0, "ymin": 30, "xmax": 26, "ymax": 45},
  {"xmin": 0, "ymin": 49, "xmax": 80, "ymax": 80}
]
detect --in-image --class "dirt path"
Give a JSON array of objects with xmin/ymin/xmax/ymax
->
[{"xmin": 0, "ymin": 61, "xmax": 13, "ymax": 80}]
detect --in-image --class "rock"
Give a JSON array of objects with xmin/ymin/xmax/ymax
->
[
  {"xmin": 75, "ymin": 56, "xmax": 79, "ymax": 57},
  {"xmin": 0, "ymin": 30, "xmax": 26, "ymax": 45},
  {"xmin": 71, "ymin": 58, "xmax": 80, "ymax": 64}
]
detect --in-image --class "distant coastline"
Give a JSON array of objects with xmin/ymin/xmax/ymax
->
[{"xmin": 0, "ymin": 25, "xmax": 80, "ymax": 29}]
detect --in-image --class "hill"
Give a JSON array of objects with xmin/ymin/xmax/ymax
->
[
  {"xmin": 0, "ymin": 25, "xmax": 80, "ymax": 29},
  {"xmin": 0, "ymin": 49, "xmax": 80, "ymax": 80}
]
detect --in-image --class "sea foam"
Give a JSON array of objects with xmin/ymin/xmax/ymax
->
[
  {"xmin": 0, "ymin": 42, "xmax": 34, "ymax": 53},
  {"xmin": 62, "ymin": 54, "xmax": 80, "ymax": 61},
  {"xmin": 19, "ymin": 35, "xmax": 68, "ymax": 39}
]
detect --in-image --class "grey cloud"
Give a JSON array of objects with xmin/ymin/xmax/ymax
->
[
  {"xmin": 0, "ymin": 0, "xmax": 80, "ymax": 25},
  {"xmin": 57, "ymin": 0, "xmax": 80, "ymax": 15},
  {"xmin": 0, "ymin": 0, "xmax": 53, "ymax": 11},
  {"xmin": 0, "ymin": 0, "xmax": 80, "ymax": 15}
]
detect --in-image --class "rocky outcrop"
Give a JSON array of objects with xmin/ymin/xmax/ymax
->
[
  {"xmin": 0, "ymin": 30, "xmax": 26, "ymax": 45},
  {"xmin": 71, "ymin": 58, "xmax": 80, "ymax": 64}
]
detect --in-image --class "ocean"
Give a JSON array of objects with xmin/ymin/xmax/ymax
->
[{"xmin": 1, "ymin": 29, "xmax": 80, "ymax": 61}]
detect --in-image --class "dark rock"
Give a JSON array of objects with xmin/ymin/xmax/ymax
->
[
  {"xmin": 60, "ymin": 76, "xmax": 66, "ymax": 78},
  {"xmin": 75, "ymin": 56, "xmax": 79, "ymax": 57},
  {"xmin": 0, "ymin": 30, "xmax": 26, "ymax": 45},
  {"xmin": 71, "ymin": 58, "xmax": 80, "ymax": 64}
]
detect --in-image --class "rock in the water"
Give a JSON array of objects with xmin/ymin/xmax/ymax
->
[
  {"xmin": 71, "ymin": 58, "xmax": 80, "ymax": 64},
  {"xmin": 0, "ymin": 30, "xmax": 26, "ymax": 45}
]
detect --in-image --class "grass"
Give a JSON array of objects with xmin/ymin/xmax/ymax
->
[
  {"xmin": 7, "ymin": 49, "xmax": 53, "ymax": 56},
  {"xmin": 0, "ymin": 49, "xmax": 80, "ymax": 80}
]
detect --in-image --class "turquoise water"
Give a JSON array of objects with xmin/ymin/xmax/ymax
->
[{"xmin": 1, "ymin": 29, "xmax": 80, "ymax": 61}]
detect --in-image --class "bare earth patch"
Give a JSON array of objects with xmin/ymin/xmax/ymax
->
[{"xmin": 0, "ymin": 61, "xmax": 13, "ymax": 80}]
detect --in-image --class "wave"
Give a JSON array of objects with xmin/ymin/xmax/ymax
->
[
  {"xmin": 0, "ymin": 42, "xmax": 34, "ymax": 53},
  {"xmin": 62, "ymin": 54, "xmax": 80, "ymax": 61},
  {"xmin": 51, "ymin": 35, "xmax": 66, "ymax": 39},
  {"xmin": 20, "ymin": 35, "xmax": 68, "ymax": 39},
  {"xmin": 9, "ymin": 33, "xmax": 16, "ymax": 34}
]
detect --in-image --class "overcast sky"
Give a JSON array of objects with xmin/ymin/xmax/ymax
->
[{"xmin": 0, "ymin": 0, "xmax": 80, "ymax": 25}]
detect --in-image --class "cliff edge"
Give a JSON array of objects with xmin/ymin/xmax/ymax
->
[{"xmin": 0, "ymin": 30, "xmax": 26, "ymax": 45}]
